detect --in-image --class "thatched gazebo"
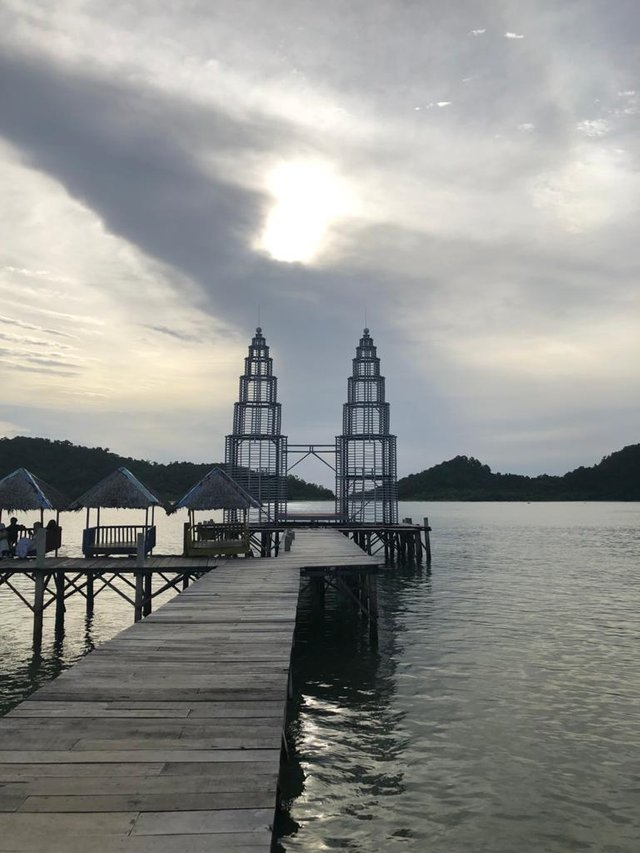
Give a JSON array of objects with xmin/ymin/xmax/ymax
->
[
  {"xmin": 69, "ymin": 467, "xmax": 162, "ymax": 557},
  {"xmin": 0, "ymin": 467, "xmax": 67, "ymax": 554},
  {"xmin": 175, "ymin": 467, "xmax": 260, "ymax": 557}
]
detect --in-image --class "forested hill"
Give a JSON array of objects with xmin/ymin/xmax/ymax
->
[
  {"xmin": 397, "ymin": 444, "xmax": 640, "ymax": 501},
  {"xmin": 3, "ymin": 436, "xmax": 638, "ymax": 503},
  {"xmin": 0, "ymin": 437, "xmax": 334, "ymax": 502}
]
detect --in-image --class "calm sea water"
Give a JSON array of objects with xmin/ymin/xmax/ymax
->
[
  {"xmin": 278, "ymin": 502, "xmax": 640, "ymax": 852},
  {"xmin": 1, "ymin": 502, "xmax": 639, "ymax": 852}
]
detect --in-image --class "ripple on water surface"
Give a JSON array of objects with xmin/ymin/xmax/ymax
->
[{"xmin": 278, "ymin": 502, "xmax": 640, "ymax": 852}]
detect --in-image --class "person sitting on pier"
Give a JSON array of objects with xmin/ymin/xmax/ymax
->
[
  {"xmin": 6, "ymin": 517, "xmax": 24, "ymax": 557},
  {"xmin": 15, "ymin": 534, "xmax": 34, "ymax": 559},
  {"xmin": 15, "ymin": 521, "xmax": 42, "ymax": 559},
  {"xmin": 45, "ymin": 518, "xmax": 61, "ymax": 552}
]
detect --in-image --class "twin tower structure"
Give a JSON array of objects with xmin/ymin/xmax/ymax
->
[{"xmin": 225, "ymin": 328, "xmax": 398, "ymax": 525}]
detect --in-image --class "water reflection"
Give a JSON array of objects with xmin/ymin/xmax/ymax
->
[
  {"xmin": 0, "ymin": 572, "xmax": 141, "ymax": 716},
  {"xmin": 278, "ymin": 565, "xmax": 429, "ymax": 850},
  {"xmin": 2, "ymin": 638, "xmax": 66, "ymax": 716}
]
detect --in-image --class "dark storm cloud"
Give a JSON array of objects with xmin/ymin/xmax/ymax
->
[
  {"xmin": 0, "ymin": 51, "xmax": 268, "ymax": 313},
  {"xmin": 0, "ymin": 48, "xmax": 386, "ymax": 366}
]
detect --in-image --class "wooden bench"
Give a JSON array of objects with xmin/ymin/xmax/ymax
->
[
  {"xmin": 82, "ymin": 525, "xmax": 156, "ymax": 557},
  {"xmin": 183, "ymin": 522, "xmax": 252, "ymax": 557}
]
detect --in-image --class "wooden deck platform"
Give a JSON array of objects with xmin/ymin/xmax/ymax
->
[
  {"xmin": 6, "ymin": 556, "xmax": 220, "ymax": 572},
  {"xmin": 0, "ymin": 530, "xmax": 381, "ymax": 851}
]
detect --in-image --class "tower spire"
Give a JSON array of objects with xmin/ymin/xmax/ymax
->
[
  {"xmin": 335, "ymin": 329, "xmax": 398, "ymax": 524},
  {"xmin": 224, "ymin": 328, "xmax": 287, "ymax": 522}
]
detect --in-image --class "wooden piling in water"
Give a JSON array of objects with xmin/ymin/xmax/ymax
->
[
  {"xmin": 32, "ymin": 529, "xmax": 48, "ymax": 646},
  {"xmin": 134, "ymin": 532, "xmax": 145, "ymax": 622},
  {"xmin": 143, "ymin": 571, "xmax": 152, "ymax": 616},
  {"xmin": 85, "ymin": 572, "xmax": 94, "ymax": 616},
  {"xmin": 368, "ymin": 573, "xmax": 379, "ymax": 641},
  {"xmin": 424, "ymin": 516, "xmax": 432, "ymax": 566},
  {"xmin": 32, "ymin": 571, "xmax": 45, "ymax": 647},
  {"xmin": 54, "ymin": 571, "xmax": 65, "ymax": 636}
]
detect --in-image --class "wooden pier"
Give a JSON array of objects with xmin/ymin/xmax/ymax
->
[{"xmin": 0, "ymin": 530, "xmax": 381, "ymax": 851}]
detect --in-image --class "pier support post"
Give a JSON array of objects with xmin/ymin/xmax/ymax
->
[
  {"xmin": 33, "ymin": 570, "xmax": 45, "ymax": 648},
  {"xmin": 311, "ymin": 573, "xmax": 325, "ymax": 609},
  {"xmin": 54, "ymin": 571, "xmax": 65, "ymax": 637},
  {"xmin": 33, "ymin": 529, "xmax": 48, "ymax": 647},
  {"xmin": 86, "ymin": 572, "xmax": 94, "ymax": 616},
  {"xmin": 415, "ymin": 529, "xmax": 423, "ymax": 563},
  {"xmin": 143, "ymin": 571, "xmax": 152, "ymax": 617},
  {"xmin": 423, "ymin": 517, "xmax": 432, "ymax": 566},
  {"xmin": 368, "ymin": 573, "xmax": 379, "ymax": 642},
  {"xmin": 134, "ymin": 533, "xmax": 145, "ymax": 622}
]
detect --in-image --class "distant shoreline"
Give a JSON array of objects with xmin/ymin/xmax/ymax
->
[
  {"xmin": 2, "ymin": 437, "xmax": 639, "ymax": 504},
  {"xmin": 397, "ymin": 447, "xmax": 640, "ymax": 503}
]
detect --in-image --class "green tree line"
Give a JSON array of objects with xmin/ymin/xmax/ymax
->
[
  {"xmin": 397, "ymin": 445, "xmax": 640, "ymax": 501},
  {"xmin": 3, "ymin": 436, "xmax": 638, "ymax": 503}
]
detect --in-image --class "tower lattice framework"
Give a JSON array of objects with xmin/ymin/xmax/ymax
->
[
  {"xmin": 336, "ymin": 329, "xmax": 398, "ymax": 524},
  {"xmin": 225, "ymin": 327, "xmax": 287, "ymax": 523}
]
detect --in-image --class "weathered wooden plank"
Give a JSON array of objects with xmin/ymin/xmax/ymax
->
[
  {"xmin": 28, "ymin": 689, "xmax": 287, "ymax": 702},
  {"xmin": 0, "ymin": 719, "xmax": 282, "ymax": 737},
  {"xmin": 69, "ymin": 734, "xmax": 281, "ymax": 751},
  {"xmin": 0, "ymin": 795, "xmax": 27, "ymax": 813},
  {"xmin": 131, "ymin": 807, "xmax": 273, "ymax": 835},
  {"xmin": 7, "ymin": 705, "xmax": 191, "ymax": 719},
  {"xmin": 7, "ymin": 701, "xmax": 283, "ymax": 719},
  {"xmin": 0, "ymin": 749, "xmax": 280, "ymax": 764},
  {"xmin": 1, "ymin": 767, "xmax": 275, "ymax": 796},
  {"xmin": 0, "ymin": 833, "xmax": 268, "ymax": 852},
  {"xmin": 0, "ymin": 811, "xmax": 138, "ymax": 836},
  {"xmin": 0, "ymin": 763, "xmax": 165, "ymax": 780},
  {"xmin": 46, "ymin": 661, "xmax": 291, "ymax": 674},
  {"xmin": 18, "ymin": 791, "xmax": 275, "ymax": 813}
]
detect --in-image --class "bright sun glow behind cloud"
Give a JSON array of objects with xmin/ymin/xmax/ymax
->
[{"xmin": 258, "ymin": 160, "xmax": 355, "ymax": 264}]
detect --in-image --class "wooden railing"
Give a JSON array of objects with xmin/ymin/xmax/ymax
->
[
  {"xmin": 82, "ymin": 525, "xmax": 156, "ymax": 557},
  {"xmin": 183, "ymin": 522, "xmax": 251, "ymax": 557}
]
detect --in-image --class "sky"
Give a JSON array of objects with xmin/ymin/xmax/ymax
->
[{"xmin": 1, "ymin": 0, "xmax": 639, "ymax": 486}]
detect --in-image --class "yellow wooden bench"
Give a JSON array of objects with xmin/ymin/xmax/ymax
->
[{"xmin": 183, "ymin": 522, "xmax": 252, "ymax": 557}]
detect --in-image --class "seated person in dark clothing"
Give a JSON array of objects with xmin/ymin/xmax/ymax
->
[
  {"xmin": 6, "ymin": 517, "xmax": 24, "ymax": 557},
  {"xmin": 45, "ymin": 518, "xmax": 61, "ymax": 552}
]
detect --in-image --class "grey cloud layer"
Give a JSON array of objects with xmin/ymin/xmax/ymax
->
[{"xmin": 1, "ymin": 0, "xmax": 638, "ymax": 475}]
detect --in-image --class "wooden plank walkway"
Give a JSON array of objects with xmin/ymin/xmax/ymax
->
[{"xmin": 0, "ymin": 530, "xmax": 381, "ymax": 851}]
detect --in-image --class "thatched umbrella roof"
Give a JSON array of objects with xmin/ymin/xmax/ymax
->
[
  {"xmin": 175, "ymin": 467, "xmax": 261, "ymax": 511},
  {"xmin": 0, "ymin": 467, "xmax": 69, "ymax": 512},
  {"xmin": 69, "ymin": 467, "xmax": 162, "ymax": 509}
]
